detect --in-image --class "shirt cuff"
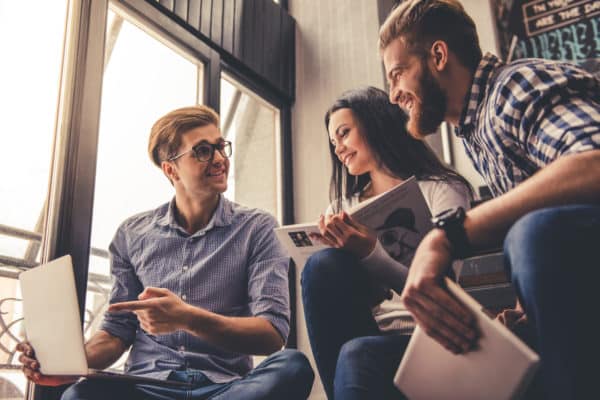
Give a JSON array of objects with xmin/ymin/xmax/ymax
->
[{"xmin": 100, "ymin": 313, "xmax": 138, "ymax": 347}]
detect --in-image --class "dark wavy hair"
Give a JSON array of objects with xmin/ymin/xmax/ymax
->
[{"xmin": 324, "ymin": 86, "xmax": 472, "ymax": 212}]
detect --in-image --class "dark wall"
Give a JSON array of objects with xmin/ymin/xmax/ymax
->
[
  {"xmin": 152, "ymin": 0, "xmax": 296, "ymax": 100},
  {"xmin": 491, "ymin": 0, "xmax": 600, "ymax": 77}
]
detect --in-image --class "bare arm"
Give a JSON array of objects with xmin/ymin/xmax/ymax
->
[
  {"xmin": 85, "ymin": 329, "xmax": 129, "ymax": 369},
  {"xmin": 109, "ymin": 287, "xmax": 283, "ymax": 356},
  {"xmin": 464, "ymin": 150, "xmax": 600, "ymax": 249},
  {"xmin": 183, "ymin": 307, "xmax": 283, "ymax": 355}
]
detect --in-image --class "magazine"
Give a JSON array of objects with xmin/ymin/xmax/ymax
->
[{"xmin": 274, "ymin": 176, "xmax": 434, "ymax": 270}]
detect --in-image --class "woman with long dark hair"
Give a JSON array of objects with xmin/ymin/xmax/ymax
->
[{"xmin": 301, "ymin": 86, "xmax": 472, "ymax": 399}]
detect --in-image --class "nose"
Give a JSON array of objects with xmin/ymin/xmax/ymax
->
[
  {"xmin": 210, "ymin": 147, "xmax": 227, "ymax": 165},
  {"xmin": 389, "ymin": 87, "xmax": 400, "ymax": 105},
  {"xmin": 333, "ymin": 141, "xmax": 345, "ymax": 157}
]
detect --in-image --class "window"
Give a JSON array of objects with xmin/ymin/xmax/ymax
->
[
  {"xmin": 84, "ymin": 8, "xmax": 203, "ymax": 368},
  {"xmin": 220, "ymin": 74, "xmax": 283, "ymax": 221},
  {"xmin": 0, "ymin": 1, "xmax": 293, "ymax": 397},
  {"xmin": 0, "ymin": 1, "xmax": 69, "ymax": 397}
]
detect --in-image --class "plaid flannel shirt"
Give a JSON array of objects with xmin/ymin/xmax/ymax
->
[{"xmin": 455, "ymin": 53, "xmax": 600, "ymax": 196}]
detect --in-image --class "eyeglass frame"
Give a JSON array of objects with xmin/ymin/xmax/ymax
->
[{"xmin": 168, "ymin": 140, "xmax": 233, "ymax": 162}]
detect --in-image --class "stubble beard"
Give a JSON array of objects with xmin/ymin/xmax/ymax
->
[{"xmin": 406, "ymin": 63, "xmax": 448, "ymax": 140}]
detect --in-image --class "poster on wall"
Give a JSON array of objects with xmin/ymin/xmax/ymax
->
[{"xmin": 491, "ymin": 0, "xmax": 600, "ymax": 77}]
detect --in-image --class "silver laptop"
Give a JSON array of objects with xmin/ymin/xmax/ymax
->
[
  {"xmin": 19, "ymin": 255, "xmax": 190, "ymax": 387},
  {"xmin": 394, "ymin": 278, "xmax": 539, "ymax": 400}
]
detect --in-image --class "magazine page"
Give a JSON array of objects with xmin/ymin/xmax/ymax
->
[
  {"xmin": 350, "ymin": 176, "xmax": 433, "ymax": 267},
  {"xmin": 275, "ymin": 176, "xmax": 433, "ymax": 268},
  {"xmin": 274, "ymin": 222, "xmax": 329, "ymax": 267}
]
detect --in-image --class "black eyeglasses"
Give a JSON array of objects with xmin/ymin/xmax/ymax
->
[{"xmin": 169, "ymin": 140, "xmax": 232, "ymax": 162}]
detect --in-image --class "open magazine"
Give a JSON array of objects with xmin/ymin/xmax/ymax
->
[{"xmin": 275, "ymin": 176, "xmax": 434, "ymax": 269}]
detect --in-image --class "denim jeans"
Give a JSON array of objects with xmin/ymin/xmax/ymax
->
[
  {"xmin": 301, "ymin": 248, "xmax": 409, "ymax": 400},
  {"xmin": 61, "ymin": 349, "xmax": 314, "ymax": 400},
  {"xmin": 504, "ymin": 204, "xmax": 600, "ymax": 400}
]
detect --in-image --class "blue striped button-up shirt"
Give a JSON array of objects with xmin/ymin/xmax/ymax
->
[
  {"xmin": 100, "ymin": 195, "xmax": 290, "ymax": 383},
  {"xmin": 455, "ymin": 53, "xmax": 600, "ymax": 196}
]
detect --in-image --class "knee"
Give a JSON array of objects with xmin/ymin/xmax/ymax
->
[
  {"xmin": 337, "ymin": 337, "xmax": 373, "ymax": 367},
  {"xmin": 301, "ymin": 248, "xmax": 355, "ymax": 291},
  {"xmin": 60, "ymin": 381, "xmax": 88, "ymax": 400},
  {"xmin": 504, "ymin": 208, "xmax": 561, "ymax": 281},
  {"xmin": 276, "ymin": 350, "xmax": 315, "ymax": 389},
  {"xmin": 60, "ymin": 386, "xmax": 76, "ymax": 400}
]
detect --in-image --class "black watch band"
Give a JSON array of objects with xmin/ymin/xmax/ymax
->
[{"xmin": 431, "ymin": 206, "xmax": 470, "ymax": 259}]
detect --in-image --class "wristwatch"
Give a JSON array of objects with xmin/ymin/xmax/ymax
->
[{"xmin": 431, "ymin": 206, "xmax": 470, "ymax": 259}]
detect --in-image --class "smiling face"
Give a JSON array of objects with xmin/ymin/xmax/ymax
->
[
  {"xmin": 162, "ymin": 124, "xmax": 229, "ymax": 199},
  {"xmin": 383, "ymin": 37, "xmax": 447, "ymax": 139},
  {"xmin": 327, "ymin": 108, "xmax": 378, "ymax": 177}
]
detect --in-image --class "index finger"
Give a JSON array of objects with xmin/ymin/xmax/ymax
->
[{"xmin": 108, "ymin": 300, "xmax": 152, "ymax": 312}]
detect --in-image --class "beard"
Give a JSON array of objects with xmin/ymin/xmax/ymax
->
[{"xmin": 406, "ymin": 63, "xmax": 448, "ymax": 139}]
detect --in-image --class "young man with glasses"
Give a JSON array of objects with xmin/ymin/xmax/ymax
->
[{"xmin": 18, "ymin": 105, "xmax": 314, "ymax": 400}]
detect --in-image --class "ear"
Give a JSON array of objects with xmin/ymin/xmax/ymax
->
[
  {"xmin": 161, "ymin": 160, "xmax": 178, "ymax": 184},
  {"xmin": 429, "ymin": 40, "xmax": 449, "ymax": 72}
]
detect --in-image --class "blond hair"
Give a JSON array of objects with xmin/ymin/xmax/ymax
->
[
  {"xmin": 148, "ymin": 105, "xmax": 220, "ymax": 167},
  {"xmin": 378, "ymin": 0, "xmax": 482, "ymax": 71}
]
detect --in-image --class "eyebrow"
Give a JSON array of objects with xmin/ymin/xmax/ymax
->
[
  {"xmin": 386, "ymin": 65, "xmax": 403, "ymax": 81},
  {"xmin": 193, "ymin": 138, "xmax": 225, "ymax": 146},
  {"xmin": 335, "ymin": 124, "xmax": 348, "ymax": 136},
  {"xmin": 330, "ymin": 123, "xmax": 348, "ymax": 143}
]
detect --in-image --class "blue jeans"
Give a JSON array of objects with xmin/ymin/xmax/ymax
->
[
  {"xmin": 504, "ymin": 204, "xmax": 600, "ymax": 400},
  {"xmin": 61, "ymin": 349, "xmax": 314, "ymax": 400},
  {"xmin": 301, "ymin": 249, "xmax": 409, "ymax": 400}
]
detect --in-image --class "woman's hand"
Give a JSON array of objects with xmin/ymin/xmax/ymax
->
[{"xmin": 311, "ymin": 212, "xmax": 377, "ymax": 259}]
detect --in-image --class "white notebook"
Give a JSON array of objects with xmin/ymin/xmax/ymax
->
[{"xmin": 394, "ymin": 278, "xmax": 539, "ymax": 400}]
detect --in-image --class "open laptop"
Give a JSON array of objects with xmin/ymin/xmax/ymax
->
[
  {"xmin": 394, "ymin": 278, "xmax": 539, "ymax": 400},
  {"xmin": 19, "ymin": 255, "xmax": 190, "ymax": 388}
]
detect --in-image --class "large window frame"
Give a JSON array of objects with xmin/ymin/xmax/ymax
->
[{"xmin": 28, "ymin": 0, "xmax": 294, "ymax": 399}]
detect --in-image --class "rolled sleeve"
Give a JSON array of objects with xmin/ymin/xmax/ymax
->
[
  {"xmin": 99, "ymin": 224, "xmax": 143, "ymax": 346},
  {"xmin": 246, "ymin": 214, "xmax": 291, "ymax": 342}
]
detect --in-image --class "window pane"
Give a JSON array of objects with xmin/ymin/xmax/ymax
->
[
  {"xmin": 85, "ymin": 9, "xmax": 202, "ymax": 369},
  {"xmin": 0, "ymin": 1, "xmax": 68, "ymax": 397},
  {"xmin": 221, "ymin": 76, "xmax": 282, "ymax": 221}
]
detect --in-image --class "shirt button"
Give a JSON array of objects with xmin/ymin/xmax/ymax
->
[
  {"xmin": 179, "ymin": 346, "xmax": 185, "ymax": 352},
  {"xmin": 182, "ymin": 265, "xmax": 188, "ymax": 271},
  {"xmin": 181, "ymin": 294, "xmax": 187, "ymax": 300}
]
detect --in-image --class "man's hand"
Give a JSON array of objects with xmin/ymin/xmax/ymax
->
[
  {"xmin": 108, "ymin": 287, "xmax": 194, "ymax": 335},
  {"xmin": 402, "ymin": 229, "xmax": 479, "ymax": 354},
  {"xmin": 16, "ymin": 342, "xmax": 78, "ymax": 386},
  {"xmin": 310, "ymin": 212, "xmax": 377, "ymax": 258},
  {"xmin": 496, "ymin": 308, "xmax": 528, "ymax": 331}
]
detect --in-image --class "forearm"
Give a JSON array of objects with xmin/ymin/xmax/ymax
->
[
  {"xmin": 182, "ymin": 305, "xmax": 283, "ymax": 355},
  {"xmin": 84, "ymin": 330, "xmax": 128, "ymax": 369},
  {"xmin": 360, "ymin": 240, "xmax": 409, "ymax": 294},
  {"xmin": 465, "ymin": 150, "xmax": 600, "ymax": 249}
]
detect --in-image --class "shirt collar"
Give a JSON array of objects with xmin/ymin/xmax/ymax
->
[
  {"xmin": 455, "ymin": 52, "xmax": 504, "ymax": 138},
  {"xmin": 155, "ymin": 194, "xmax": 235, "ymax": 234}
]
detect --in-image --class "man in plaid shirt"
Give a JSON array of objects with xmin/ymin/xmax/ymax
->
[{"xmin": 379, "ymin": 1, "xmax": 599, "ymax": 399}]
